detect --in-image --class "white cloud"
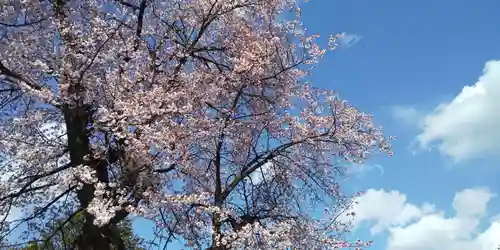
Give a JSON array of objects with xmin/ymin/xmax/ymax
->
[
  {"xmin": 391, "ymin": 106, "xmax": 424, "ymax": 129},
  {"xmin": 347, "ymin": 163, "xmax": 385, "ymax": 177},
  {"xmin": 452, "ymin": 188, "xmax": 495, "ymax": 218},
  {"xmin": 339, "ymin": 33, "xmax": 362, "ymax": 48},
  {"xmin": 249, "ymin": 162, "xmax": 274, "ymax": 185},
  {"xmin": 350, "ymin": 187, "xmax": 500, "ymax": 250},
  {"xmin": 416, "ymin": 60, "xmax": 500, "ymax": 162},
  {"xmin": 351, "ymin": 189, "xmax": 435, "ymax": 234}
]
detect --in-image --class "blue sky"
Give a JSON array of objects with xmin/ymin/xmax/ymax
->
[
  {"xmin": 134, "ymin": 0, "xmax": 500, "ymax": 249},
  {"xmin": 296, "ymin": 0, "xmax": 500, "ymax": 249},
  {"xmin": 129, "ymin": 1, "xmax": 500, "ymax": 249},
  {"xmin": 6, "ymin": 1, "xmax": 500, "ymax": 249}
]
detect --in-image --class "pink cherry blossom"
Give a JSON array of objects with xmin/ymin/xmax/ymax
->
[{"xmin": 0, "ymin": 0, "xmax": 391, "ymax": 249}]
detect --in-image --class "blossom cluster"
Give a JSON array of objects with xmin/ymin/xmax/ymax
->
[{"xmin": 0, "ymin": 0, "xmax": 391, "ymax": 248}]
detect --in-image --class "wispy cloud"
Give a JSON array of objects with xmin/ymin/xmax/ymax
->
[
  {"xmin": 390, "ymin": 105, "xmax": 425, "ymax": 129},
  {"xmin": 347, "ymin": 163, "xmax": 385, "ymax": 177},
  {"xmin": 339, "ymin": 33, "xmax": 362, "ymax": 48},
  {"xmin": 295, "ymin": 0, "xmax": 309, "ymax": 6}
]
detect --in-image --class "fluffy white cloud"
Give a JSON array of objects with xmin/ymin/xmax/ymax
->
[
  {"xmin": 351, "ymin": 187, "xmax": 500, "ymax": 250},
  {"xmin": 452, "ymin": 188, "xmax": 495, "ymax": 218},
  {"xmin": 351, "ymin": 189, "xmax": 435, "ymax": 234},
  {"xmin": 416, "ymin": 60, "xmax": 500, "ymax": 161}
]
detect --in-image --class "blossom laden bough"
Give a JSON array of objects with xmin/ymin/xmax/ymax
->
[{"xmin": 0, "ymin": 0, "xmax": 391, "ymax": 249}]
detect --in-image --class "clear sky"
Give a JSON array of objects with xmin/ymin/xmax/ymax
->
[{"xmin": 134, "ymin": 0, "xmax": 500, "ymax": 249}]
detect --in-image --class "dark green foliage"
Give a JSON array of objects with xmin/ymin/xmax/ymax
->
[{"xmin": 11, "ymin": 212, "xmax": 145, "ymax": 250}]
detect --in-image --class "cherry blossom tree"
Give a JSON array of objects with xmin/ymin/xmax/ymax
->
[{"xmin": 0, "ymin": 0, "xmax": 392, "ymax": 249}]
